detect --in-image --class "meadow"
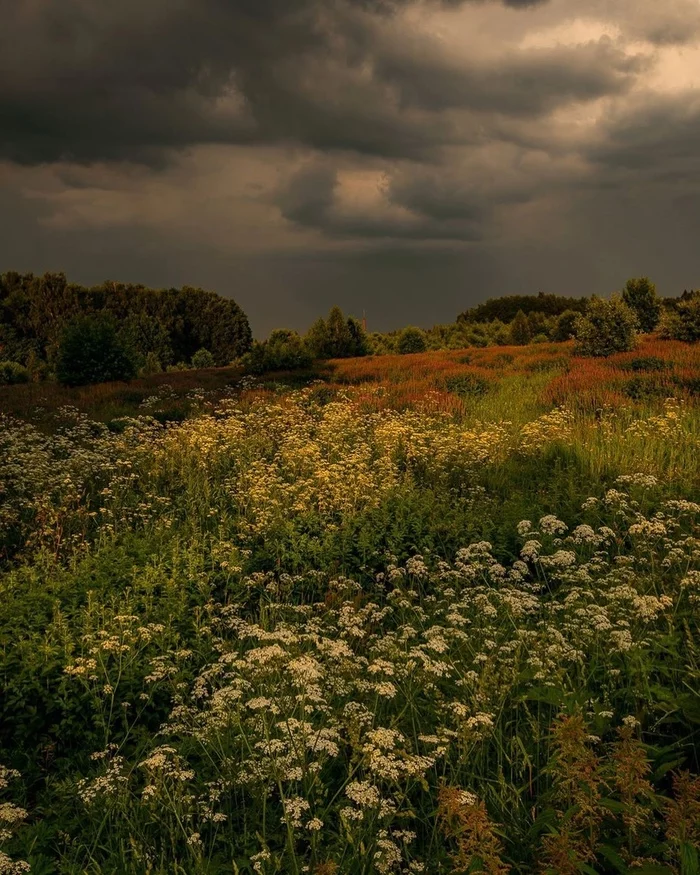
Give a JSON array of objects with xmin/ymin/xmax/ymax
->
[{"xmin": 1, "ymin": 337, "xmax": 699, "ymax": 874}]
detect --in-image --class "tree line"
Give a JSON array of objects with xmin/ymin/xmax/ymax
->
[
  {"xmin": 0, "ymin": 272, "xmax": 252, "ymax": 384},
  {"xmin": 1, "ymin": 272, "xmax": 699, "ymax": 386}
]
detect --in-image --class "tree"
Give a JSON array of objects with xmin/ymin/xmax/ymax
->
[
  {"xmin": 56, "ymin": 314, "xmax": 138, "ymax": 386},
  {"xmin": 242, "ymin": 330, "xmax": 313, "ymax": 375},
  {"xmin": 397, "ymin": 326, "xmax": 427, "ymax": 354},
  {"xmin": 552, "ymin": 309, "xmax": 579, "ymax": 342},
  {"xmin": 659, "ymin": 291, "xmax": 700, "ymax": 342},
  {"xmin": 191, "ymin": 348, "xmax": 216, "ymax": 369},
  {"xmin": 304, "ymin": 307, "xmax": 368, "ymax": 359},
  {"xmin": 510, "ymin": 310, "xmax": 532, "ymax": 345},
  {"xmin": 573, "ymin": 296, "xmax": 638, "ymax": 357},
  {"xmin": 622, "ymin": 277, "xmax": 661, "ymax": 333},
  {"xmin": 305, "ymin": 317, "xmax": 331, "ymax": 359}
]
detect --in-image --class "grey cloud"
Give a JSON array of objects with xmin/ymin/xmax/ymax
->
[
  {"xmin": 277, "ymin": 160, "xmax": 483, "ymax": 240},
  {"xmin": 374, "ymin": 40, "xmax": 645, "ymax": 115},
  {"xmin": 0, "ymin": 0, "xmax": 554, "ymax": 166},
  {"xmin": 588, "ymin": 94, "xmax": 700, "ymax": 174}
]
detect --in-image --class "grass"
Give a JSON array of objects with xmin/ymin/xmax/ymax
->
[{"xmin": 1, "ymin": 336, "xmax": 700, "ymax": 873}]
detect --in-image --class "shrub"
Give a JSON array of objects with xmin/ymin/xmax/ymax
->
[
  {"xmin": 397, "ymin": 326, "xmax": 427, "ymax": 354},
  {"xmin": 444, "ymin": 373, "xmax": 490, "ymax": 398},
  {"xmin": 622, "ymin": 276, "xmax": 661, "ymax": 333},
  {"xmin": 621, "ymin": 356, "xmax": 672, "ymax": 373},
  {"xmin": 552, "ymin": 309, "xmax": 579, "ymax": 342},
  {"xmin": 574, "ymin": 296, "xmax": 638, "ymax": 357},
  {"xmin": 140, "ymin": 351, "xmax": 163, "ymax": 376},
  {"xmin": 243, "ymin": 330, "xmax": 314, "ymax": 375},
  {"xmin": 0, "ymin": 360, "xmax": 29, "ymax": 384},
  {"xmin": 509, "ymin": 310, "xmax": 532, "ymax": 345},
  {"xmin": 56, "ymin": 314, "xmax": 138, "ymax": 386},
  {"xmin": 660, "ymin": 291, "xmax": 700, "ymax": 342},
  {"xmin": 191, "ymin": 348, "xmax": 216, "ymax": 369}
]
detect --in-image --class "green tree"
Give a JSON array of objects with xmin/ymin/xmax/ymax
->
[
  {"xmin": 574, "ymin": 295, "xmax": 638, "ymax": 357},
  {"xmin": 56, "ymin": 314, "xmax": 138, "ymax": 386},
  {"xmin": 659, "ymin": 291, "xmax": 700, "ymax": 342},
  {"xmin": 397, "ymin": 326, "xmax": 427, "ymax": 354},
  {"xmin": 510, "ymin": 310, "xmax": 532, "ymax": 345},
  {"xmin": 191, "ymin": 348, "xmax": 216, "ymax": 369},
  {"xmin": 305, "ymin": 317, "xmax": 331, "ymax": 359},
  {"xmin": 622, "ymin": 277, "xmax": 661, "ymax": 333},
  {"xmin": 552, "ymin": 309, "xmax": 579, "ymax": 342}
]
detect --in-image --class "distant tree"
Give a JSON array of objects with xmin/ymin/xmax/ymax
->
[
  {"xmin": 305, "ymin": 307, "xmax": 368, "ymax": 359},
  {"xmin": 243, "ymin": 330, "xmax": 314, "ymax": 375},
  {"xmin": 397, "ymin": 326, "xmax": 427, "ymax": 354},
  {"xmin": 326, "ymin": 306, "xmax": 353, "ymax": 357},
  {"xmin": 191, "ymin": 348, "xmax": 216, "ymax": 369},
  {"xmin": 510, "ymin": 310, "xmax": 532, "ymax": 345},
  {"xmin": 458, "ymin": 292, "xmax": 588, "ymax": 324},
  {"xmin": 552, "ymin": 309, "xmax": 579, "ymax": 342},
  {"xmin": 489, "ymin": 321, "xmax": 511, "ymax": 346},
  {"xmin": 659, "ymin": 291, "xmax": 700, "ymax": 342},
  {"xmin": 622, "ymin": 277, "xmax": 661, "ymax": 333},
  {"xmin": 56, "ymin": 314, "xmax": 138, "ymax": 386},
  {"xmin": 527, "ymin": 311, "xmax": 549, "ymax": 338},
  {"xmin": 305, "ymin": 317, "xmax": 331, "ymax": 359},
  {"xmin": 347, "ymin": 316, "xmax": 369, "ymax": 357},
  {"xmin": 122, "ymin": 312, "xmax": 174, "ymax": 368},
  {"xmin": 0, "ymin": 271, "xmax": 252, "ymax": 370},
  {"xmin": 574, "ymin": 296, "xmax": 638, "ymax": 357}
]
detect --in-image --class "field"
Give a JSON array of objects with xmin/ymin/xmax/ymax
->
[{"xmin": 1, "ymin": 338, "xmax": 700, "ymax": 874}]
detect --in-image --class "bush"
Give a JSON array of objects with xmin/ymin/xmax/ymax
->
[
  {"xmin": 191, "ymin": 348, "xmax": 216, "ymax": 369},
  {"xmin": 621, "ymin": 356, "xmax": 672, "ymax": 373},
  {"xmin": 140, "ymin": 351, "xmax": 163, "ymax": 376},
  {"xmin": 509, "ymin": 310, "xmax": 531, "ymax": 345},
  {"xmin": 0, "ymin": 360, "xmax": 29, "ymax": 384},
  {"xmin": 444, "ymin": 373, "xmax": 490, "ymax": 398},
  {"xmin": 622, "ymin": 276, "xmax": 661, "ymax": 333},
  {"xmin": 56, "ymin": 314, "xmax": 138, "ymax": 386},
  {"xmin": 243, "ymin": 330, "xmax": 314, "ymax": 375},
  {"xmin": 659, "ymin": 291, "xmax": 700, "ymax": 342},
  {"xmin": 551, "ymin": 309, "xmax": 578, "ymax": 341},
  {"xmin": 574, "ymin": 296, "xmax": 638, "ymax": 357},
  {"xmin": 397, "ymin": 326, "xmax": 427, "ymax": 354}
]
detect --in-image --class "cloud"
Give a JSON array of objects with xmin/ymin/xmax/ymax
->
[
  {"xmin": 1, "ymin": 0, "xmax": 700, "ymax": 335},
  {"xmin": 0, "ymin": 0, "xmax": 557, "ymax": 166}
]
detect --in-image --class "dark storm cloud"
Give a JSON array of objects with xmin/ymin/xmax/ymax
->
[
  {"xmin": 0, "ymin": 0, "xmax": 555, "ymax": 166},
  {"xmin": 587, "ymin": 94, "xmax": 700, "ymax": 174},
  {"xmin": 373, "ymin": 41, "xmax": 645, "ymax": 115},
  {"xmin": 277, "ymin": 160, "xmax": 482, "ymax": 240}
]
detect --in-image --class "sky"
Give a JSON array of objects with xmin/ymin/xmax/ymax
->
[{"xmin": 1, "ymin": 0, "xmax": 699, "ymax": 336}]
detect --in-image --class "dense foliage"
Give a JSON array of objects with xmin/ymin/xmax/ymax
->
[
  {"xmin": 56, "ymin": 313, "xmax": 139, "ymax": 386},
  {"xmin": 0, "ymin": 271, "xmax": 252, "ymax": 371},
  {"xmin": 1, "ymin": 337, "xmax": 699, "ymax": 873},
  {"xmin": 305, "ymin": 306, "xmax": 368, "ymax": 359},
  {"xmin": 397, "ymin": 326, "xmax": 427, "ymax": 354},
  {"xmin": 243, "ymin": 329, "xmax": 314, "ymax": 375},
  {"xmin": 661, "ymin": 291, "xmax": 700, "ymax": 343},
  {"xmin": 623, "ymin": 276, "xmax": 662, "ymax": 333},
  {"xmin": 574, "ymin": 295, "xmax": 639, "ymax": 357},
  {"xmin": 457, "ymin": 292, "xmax": 589, "ymax": 324}
]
